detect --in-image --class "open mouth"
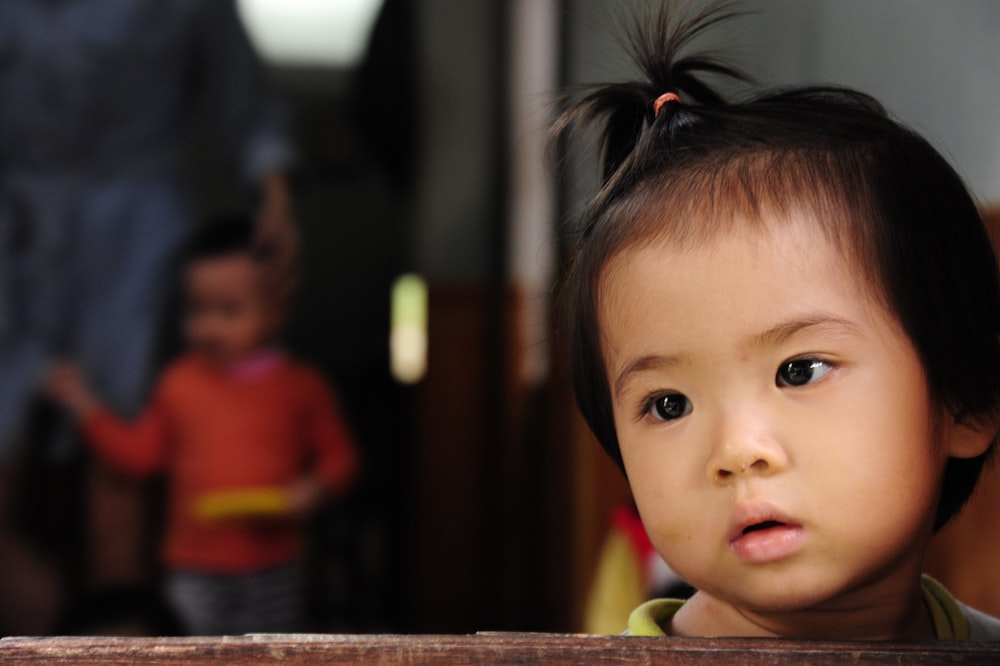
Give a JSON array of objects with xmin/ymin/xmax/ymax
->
[{"xmin": 742, "ymin": 520, "xmax": 785, "ymax": 535}]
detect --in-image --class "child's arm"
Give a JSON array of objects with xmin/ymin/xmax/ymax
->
[{"xmin": 45, "ymin": 363, "xmax": 169, "ymax": 477}]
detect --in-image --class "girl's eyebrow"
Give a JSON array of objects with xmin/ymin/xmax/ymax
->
[
  {"xmin": 743, "ymin": 314, "xmax": 865, "ymax": 351},
  {"xmin": 613, "ymin": 353, "xmax": 688, "ymax": 401},
  {"xmin": 612, "ymin": 315, "xmax": 863, "ymax": 400}
]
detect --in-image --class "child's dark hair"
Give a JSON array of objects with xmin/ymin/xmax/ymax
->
[
  {"xmin": 554, "ymin": 2, "xmax": 1000, "ymax": 530},
  {"xmin": 185, "ymin": 212, "xmax": 264, "ymax": 263}
]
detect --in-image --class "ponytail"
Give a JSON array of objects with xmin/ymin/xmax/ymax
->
[{"xmin": 552, "ymin": 2, "xmax": 751, "ymax": 187}]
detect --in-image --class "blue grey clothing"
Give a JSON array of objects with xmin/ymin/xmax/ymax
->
[
  {"xmin": 0, "ymin": 0, "xmax": 293, "ymax": 182},
  {"xmin": 0, "ymin": 0, "xmax": 295, "ymax": 456}
]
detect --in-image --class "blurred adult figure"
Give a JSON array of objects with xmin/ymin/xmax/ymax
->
[{"xmin": 0, "ymin": 0, "xmax": 296, "ymax": 632}]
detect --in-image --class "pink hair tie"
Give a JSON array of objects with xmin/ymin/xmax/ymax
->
[{"xmin": 653, "ymin": 92, "xmax": 682, "ymax": 118}]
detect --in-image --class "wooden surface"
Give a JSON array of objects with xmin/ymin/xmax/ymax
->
[{"xmin": 2, "ymin": 633, "xmax": 999, "ymax": 665}]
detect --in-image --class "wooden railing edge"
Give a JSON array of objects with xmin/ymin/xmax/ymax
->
[{"xmin": 1, "ymin": 632, "xmax": 999, "ymax": 664}]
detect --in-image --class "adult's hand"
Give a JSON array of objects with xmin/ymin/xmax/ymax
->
[{"xmin": 255, "ymin": 171, "xmax": 300, "ymax": 301}]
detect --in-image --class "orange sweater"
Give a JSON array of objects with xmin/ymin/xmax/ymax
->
[{"xmin": 83, "ymin": 353, "xmax": 358, "ymax": 572}]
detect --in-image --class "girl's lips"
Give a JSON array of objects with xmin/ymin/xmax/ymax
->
[{"xmin": 728, "ymin": 503, "xmax": 804, "ymax": 564}]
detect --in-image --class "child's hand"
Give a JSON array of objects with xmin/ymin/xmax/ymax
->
[
  {"xmin": 44, "ymin": 363, "xmax": 100, "ymax": 418},
  {"xmin": 286, "ymin": 475, "xmax": 325, "ymax": 517}
]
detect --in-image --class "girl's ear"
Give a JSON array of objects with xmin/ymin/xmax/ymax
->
[{"xmin": 944, "ymin": 412, "xmax": 998, "ymax": 459}]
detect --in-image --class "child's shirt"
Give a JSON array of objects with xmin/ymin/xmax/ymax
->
[
  {"xmin": 82, "ymin": 352, "xmax": 357, "ymax": 573},
  {"xmin": 625, "ymin": 575, "xmax": 1000, "ymax": 639}
]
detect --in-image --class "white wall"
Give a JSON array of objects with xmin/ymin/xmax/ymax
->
[{"xmin": 743, "ymin": 0, "xmax": 1000, "ymax": 203}]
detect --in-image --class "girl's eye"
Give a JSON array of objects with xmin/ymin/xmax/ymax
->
[
  {"xmin": 776, "ymin": 359, "xmax": 833, "ymax": 387},
  {"xmin": 648, "ymin": 393, "xmax": 692, "ymax": 422}
]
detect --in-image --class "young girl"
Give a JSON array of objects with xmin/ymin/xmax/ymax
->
[
  {"xmin": 46, "ymin": 215, "xmax": 358, "ymax": 634},
  {"xmin": 555, "ymin": 4, "xmax": 1000, "ymax": 640}
]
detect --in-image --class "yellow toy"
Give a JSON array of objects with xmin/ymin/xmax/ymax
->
[{"xmin": 194, "ymin": 488, "xmax": 290, "ymax": 522}]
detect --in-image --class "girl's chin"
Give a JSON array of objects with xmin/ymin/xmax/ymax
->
[{"xmin": 696, "ymin": 577, "xmax": 845, "ymax": 614}]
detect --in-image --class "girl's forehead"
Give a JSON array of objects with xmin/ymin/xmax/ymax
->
[
  {"xmin": 598, "ymin": 226, "xmax": 893, "ymax": 361},
  {"xmin": 597, "ymin": 212, "xmax": 892, "ymax": 333}
]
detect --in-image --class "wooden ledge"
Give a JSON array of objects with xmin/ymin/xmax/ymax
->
[{"xmin": 2, "ymin": 632, "xmax": 999, "ymax": 664}]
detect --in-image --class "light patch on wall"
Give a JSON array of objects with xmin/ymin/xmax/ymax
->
[
  {"xmin": 237, "ymin": 0, "xmax": 384, "ymax": 67},
  {"xmin": 390, "ymin": 273, "xmax": 428, "ymax": 384}
]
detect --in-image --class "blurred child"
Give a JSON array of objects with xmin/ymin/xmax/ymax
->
[
  {"xmin": 46, "ymin": 215, "xmax": 358, "ymax": 635},
  {"xmin": 554, "ymin": 3, "xmax": 1000, "ymax": 639}
]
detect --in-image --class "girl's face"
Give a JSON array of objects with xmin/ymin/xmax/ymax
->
[{"xmin": 599, "ymin": 213, "xmax": 987, "ymax": 638}]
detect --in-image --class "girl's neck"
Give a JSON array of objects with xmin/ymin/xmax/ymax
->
[{"xmin": 670, "ymin": 583, "xmax": 935, "ymax": 640}]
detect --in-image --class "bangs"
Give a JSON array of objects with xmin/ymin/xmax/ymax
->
[{"xmin": 595, "ymin": 147, "xmax": 883, "ymax": 304}]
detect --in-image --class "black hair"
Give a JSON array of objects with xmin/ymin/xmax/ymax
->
[
  {"xmin": 184, "ymin": 212, "xmax": 261, "ymax": 263},
  {"xmin": 554, "ymin": 2, "xmax": 1000, "ymax": 530}
]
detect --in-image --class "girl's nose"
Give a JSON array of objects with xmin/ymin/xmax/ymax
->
[{"xmin": 705, "ymin": 407, "xmax": 788, "ymax": 485}]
